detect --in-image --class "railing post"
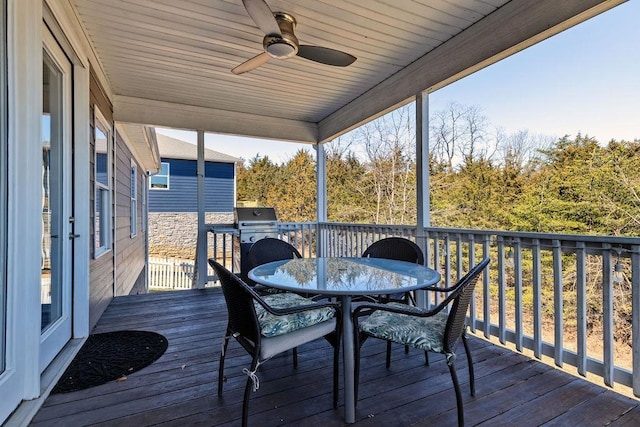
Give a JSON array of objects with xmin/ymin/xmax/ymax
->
[
  {"xmin": 315, "ymin": 143, "xmax": 327, "ymax": 257},
  {"xmin": 193, "ymin": 130, "xmax": 207, "ymax": 289}
]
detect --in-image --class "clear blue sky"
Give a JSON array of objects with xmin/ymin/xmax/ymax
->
[
  {"xmin": 157, "ymin": 1, "xmax": 638, "ymax": 162},
  {"xmin": 430, "ymin": 0, "xmax": 639, "ymax": 144}
]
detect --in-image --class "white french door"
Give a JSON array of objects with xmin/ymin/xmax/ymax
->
[
  {"xmin": 0, "ymin": 0, "xmax": 7, "ymax": 389},
  {"xmin": 40, "ymin": 27, "xmax": 73, "ymax": 372}
]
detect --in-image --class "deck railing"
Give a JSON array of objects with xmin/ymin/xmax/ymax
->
[
  {"xmin": 148, "ymin": 257, "xmax": 195, "ymax": 290},
  {"xmin": 206, "ymin": 221, "xmax": 640, "ymax": 397}
]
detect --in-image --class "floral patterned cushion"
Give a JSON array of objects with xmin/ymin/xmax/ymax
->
[
  {"xmin": 255, "ymin": 293, "xmax": 336, "ymax": 337},
  {"xmin": 360, "ymin": 303, "xmax": 449, "ymax": 353}
]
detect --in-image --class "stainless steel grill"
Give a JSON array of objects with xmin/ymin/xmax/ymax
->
[
  {"xmin": 235, "ymin": 207, "xmax": 278, "ymax": 243},
  {"xmin": 234, "ymin": 207, "xmax": 278, "ymax": 279}
]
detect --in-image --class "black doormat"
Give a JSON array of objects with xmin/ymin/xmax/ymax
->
[{"xmin": 52, "ymin": 330, "xmax": 168, "ymax": 394}]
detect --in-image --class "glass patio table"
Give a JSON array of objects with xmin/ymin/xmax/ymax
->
[{"xmin": 248, "ymin": 256, "xmax": 441, "ymax": 424}]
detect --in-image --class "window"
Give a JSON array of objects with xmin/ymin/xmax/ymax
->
[
  {"xmin": 130, "ymin": 159, "xmax": 137, "ymax": 237},
  {"xmin": 94, "ymin": 108, "xmax": 112, "ymax": 257},
  {"xmin": 141, "ymin": 175, "xmax": 147, "ymax": 233},
  {"xmin": 150, "ymin": 162, "xmax": 169, "ymax": 190}
]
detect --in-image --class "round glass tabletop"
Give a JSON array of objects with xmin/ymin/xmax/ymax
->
[{"xmin": 249, "ymin": 257, "xmax": 441, "ymax": 295}]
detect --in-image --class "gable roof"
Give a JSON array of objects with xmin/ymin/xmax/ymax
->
[{"xmin": 156, "ymin": 133, "xmax": 241, "ymax": 164}]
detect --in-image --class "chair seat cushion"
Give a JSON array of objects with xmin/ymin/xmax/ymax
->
[
  {"xmin": 256, "ymin": 293, "xmax": 336, "ymax": 337},
  {"xmin": 360, "ymin": 303, "xmax": 448, "ymax": 353},
  {"xmin": 260, "ymin": 318, "xmax": 336, "ymax": 360}
]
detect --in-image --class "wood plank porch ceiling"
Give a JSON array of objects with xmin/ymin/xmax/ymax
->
[{"xmin": 71, "ymin": 0, "xmax": 621, "ymax": 143}]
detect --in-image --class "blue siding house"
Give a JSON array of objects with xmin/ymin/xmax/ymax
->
[{"xmin": 149, "ymin": 134, "xmax": 241, "ymax": 213}]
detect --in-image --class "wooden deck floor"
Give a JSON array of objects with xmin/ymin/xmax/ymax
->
[{"xmin": 32, "ymin": 288, "xmax": 640, "ymax": 426}]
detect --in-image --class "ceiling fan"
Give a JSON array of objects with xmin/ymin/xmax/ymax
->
[{"xmin": 232, "ymin": 0, "xmax": 357, "ymax": 75}]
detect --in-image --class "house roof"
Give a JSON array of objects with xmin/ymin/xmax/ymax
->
[
  {"xmin": 116, "ymin": 123, "xmax": 161, "ymax": 173},
  {"xmin": 156, "ymin": 133, "xmax": 242, "ymax": 163},
  {"xmin": 72, "ymin": 0, "xmax": 621, "ymax": 144}
]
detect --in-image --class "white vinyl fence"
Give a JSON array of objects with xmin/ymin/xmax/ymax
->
[{"xmin": 149, "ymin": 257, "xmax": 195, "ymax": 290}]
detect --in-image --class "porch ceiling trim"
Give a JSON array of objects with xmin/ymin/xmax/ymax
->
[
  {"xmin": 317, "ymin": 0, "xmax": 624, "ymax": 142},
  {"xmin": 113, "ymin": 95, "xmax": 318, "ymax": 143}
]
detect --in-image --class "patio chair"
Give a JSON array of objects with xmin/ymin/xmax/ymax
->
[
  {"xmin": 362, "ymin": 237, "xmax": 425, "ymax": 363},
  {"xmin": 362, "ymin": 236, "xmax": 424, "ymax": 304},
  {"xmin": 246, "ymin": 237, "xmax": 302, "ymax": 294},
  {"xmin": 247, "ymin": 237, "xmax": 319, "ymax": 365},
  {"xmin": 352, "ymin": 257, "xmax": 490, "ymax": 427},
  {"xmin": 209, "ymin": 259, "xmax": 341, "ymax": 427}
]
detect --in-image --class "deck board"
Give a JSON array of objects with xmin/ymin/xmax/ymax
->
[{"xmin": 31, "ymin": 288, "xmax": 640, "ymax": 426}]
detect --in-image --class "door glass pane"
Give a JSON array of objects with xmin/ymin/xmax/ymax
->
[
  {"xmin": 1, "ymin": 0, "xmax": 8, "ymax": 372},
  {"xmin": 41, "ymin": 52, "xmax": 63, "ymax": 332}
]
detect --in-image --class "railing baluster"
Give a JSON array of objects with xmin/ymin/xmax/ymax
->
[
  {"xmin": 482, "ymin": 235, "xmax": 491, "ymax": 339},
  {"xmin": 514, "ymin": 238, "xmax": 523, "ymax": 352},
  {"xmin": 603, "ymin": 244, "xmax": 614, "ymax": 387},
  {"xmin": 576, "ymin": 241, "xmax": 587, "ymax": 376},
  {"xmin": 532, "ymin": 239, "xmax": 542, "ymax": 359},
  {"xmin": 497, "ymin": 236, "xmax": 506, "ymax": 345},
  {"xmin": 433, "ymin": 233, "xmax": 440, "ymax": 273},
  {"xmin": 222, "ymin": 233, "xmax": 228, "ymax": 270},
  {"xmin": 468, "ymin": 234, "xmax": 477, "ymax": 332},
  {"xmin": 553, "ymin": 239, "xmax": 563, "ymax": 368},
  {"xmin": 444, "ymin": 234, "xmax": 451, "ymax": 290},
  {"xmin": 456, "ymin": 234, "xmax": 463, "ymax": 282}
]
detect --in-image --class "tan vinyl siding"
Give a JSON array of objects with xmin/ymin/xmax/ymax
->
[
  {"xmin": 114, "ymin": 131, "xmax": 146, "ymax": 296},
  {"xmin": 89, "ymin": 67, "xmax": 115, "ymax": 329}
]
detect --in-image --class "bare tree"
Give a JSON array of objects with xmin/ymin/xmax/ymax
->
[
  {"xmin": 460, "ymin": 104, "xmax": 490, "ymax": 163},
  {"xmin": 430, "ymin": 101, "xmax": 464, "ymax": 169},
  {"xmin": 325, "ymin": 135, "xmax": 355, "ymax": 158},
  {"xmin": 358, "ymin": 105, "xmax": 416, "ymax": 224},
  {"xmin": 430, "ymin": 102, "xmax": 490, "ymax": 169},
  {"xmin": 497, "ymin": 128, "xmax": 554, "ymax": 171}
]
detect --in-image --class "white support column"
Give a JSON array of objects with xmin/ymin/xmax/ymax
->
[
  {"xmin": 315, "ymin": 143, "xmax": 327, "ymax": 257},
  {"xmin": 416, "ymin": 91, "xmax": 430, "ymax": 307},
  {"xmin": 416, "ymin": 91, "xmax": 430, "ymax": 251},
  {"xmin": 195, "ymin": 130, "xmax": 207, "ymax": 288},
  {"xmin": 7, "ymin": 0, "xmax": 43, "ymax": 404}
]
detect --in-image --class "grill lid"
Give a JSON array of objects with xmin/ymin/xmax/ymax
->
[{"xmin": 234, "ymin": 207, "xmax": 278, "ymax": 228}]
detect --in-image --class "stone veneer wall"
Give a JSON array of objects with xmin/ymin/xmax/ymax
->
[{"xmin": 149, "ymin": 212, "xmax": 234, "ymax": 260}]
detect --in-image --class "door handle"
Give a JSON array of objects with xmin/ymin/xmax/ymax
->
[{"xmin": 69, "ymin": 233, "xmax": 80, "ymax": 240}]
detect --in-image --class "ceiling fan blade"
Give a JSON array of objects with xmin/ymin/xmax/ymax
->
[
  {"xmin": 232, "ymin": 52, "xmax": 271, "ymax": 75},
  {"xmin": 297, "ymin": 45, "xmax": 356, "ymax": 67},
  {"xmin": 242, "ymin": 0, "xmax": 281, "ymax": 36}
]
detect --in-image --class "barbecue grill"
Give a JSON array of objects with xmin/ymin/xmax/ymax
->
[{"xmin": 234, "ymin": 207, "xmax": 279, "ymax": 279}]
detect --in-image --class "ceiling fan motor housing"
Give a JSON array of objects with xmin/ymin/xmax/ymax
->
[{"xmin": 263, "ymin": 12, "xmax": 299, "ymax": 59}]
